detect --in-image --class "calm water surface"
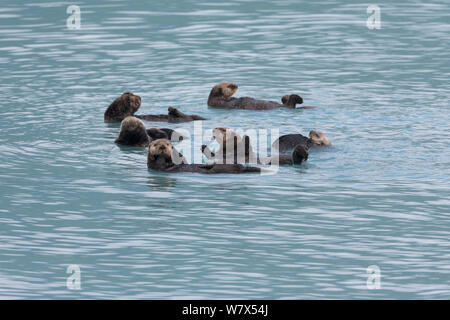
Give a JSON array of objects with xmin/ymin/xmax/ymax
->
[{"xmin": 0, "ymin": 0, "xmax": 449, "ymax": 299}]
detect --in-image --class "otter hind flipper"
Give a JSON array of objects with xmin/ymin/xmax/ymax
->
[{"xmin": 191, "ymin": 114, "xmax": 207, "ymax": 120}]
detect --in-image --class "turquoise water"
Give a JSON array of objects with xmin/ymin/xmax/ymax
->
[{"xmin": 1, "ymin": 0, "xmax": 449, "ymax": 299}]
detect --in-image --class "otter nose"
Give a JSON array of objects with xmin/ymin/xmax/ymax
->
[{"xmin": 160, "ymin": 145, "xmax": 166, "ymax": 150}]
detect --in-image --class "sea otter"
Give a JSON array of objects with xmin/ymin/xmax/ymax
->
[
  {"xmin": 104, "ymin": 92, "xmax": 142, "ymax": 122},
  {"xmin": 104, "ymin": 93, "xmax": 206, "ymax": 123},
  {"xmin": 115, "ymin": 116, "xmax": 184, "ymax": 147},
  {"xmin": 148, "ymin": 139, "xmax": 260, "ymax": 174},
  {"xmin": 136, "ymin": 107, "xmax": 206, "ymax": 123},
  {"xmin": 273, "ymin": 130, "xmax": 331, "ymax": 153},
  {"xmin": 201, "ymin": 127, "xmax": 309, "ymax": 165},
  {"xmin": 207, "ymin": 82, "xmax": 316, "ymax": 110}
]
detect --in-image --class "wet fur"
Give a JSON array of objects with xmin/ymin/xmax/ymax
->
[
  {"xmin": 202, "ymin": 127, "xmax": 308, "ymax": 165},
  {"xmin": 207, "ymin": 82, "xmax": 305, "ymax": 110},
  {"xmin": 115, "ymin": 117, "xmax": 150, "ymax": 147},
  {"xmin": 273, "ymin": 130, "xmax": 331, "ymax": 153},
  {"xmin": 105, "ymin": 93, "xmax": 205, "ymax": 123},
  {"xmin": 104, "ymin": 92, "xmax": 142, "ymax": 122},
  {"xmin": 147, "ymin": 139, "xmax": 260, "ymax": 174},
  {"xmin": 115, "ymin": 117, "xmax": 184, "ymax": 147},
  {"xmin": 136, "ymin": 107, "xmax": 206, "ymax": 123}
]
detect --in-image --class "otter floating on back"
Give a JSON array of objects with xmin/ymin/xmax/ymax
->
[
  {"xmin": 147, "ymin": 139, "xmax": 261, "ymax": 174},
  {"xmin": 104, "ymin": 92, "xmax": 206, "ymax": 123},
  {"xmin": 136, "ymin": 107, "xmax": 206, "ymax": 123},
  {"xmin": 207, "ymin": 82, "xmax": 316, "ymax": 110}
]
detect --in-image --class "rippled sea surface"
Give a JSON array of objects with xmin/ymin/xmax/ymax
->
[{"xmin": 0, "ymin": 0, "xmax": 449, "ymax": 299}]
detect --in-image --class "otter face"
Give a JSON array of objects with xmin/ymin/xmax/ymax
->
[
  {"xmin": 148, "ymin": 139, "xmax": 174, "ymax": 168},
  {"xmin": 148, "ymin": 139, "xmax": 173, "ymax": 159},
  {"xmin": 115, "ymin": 116, "xmax": 149, "ymax": 147},
  {"xmin": 309, "ymin": 130, "xmax": 331, "ymax": 146},
  {"xmin": 210, "ymin": 82, "xmax": 238, "ymax": 99}
]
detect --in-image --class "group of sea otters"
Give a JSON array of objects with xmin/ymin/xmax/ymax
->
[{"xmin": 105, "ymin": 82, "xmax": 331, "ymax": 174}]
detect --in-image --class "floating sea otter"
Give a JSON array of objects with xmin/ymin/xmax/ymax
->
[
  {"xmin": 201, "ymin": 127, "xmax": 309, "ymax": 165},
  {"xmin": 207, "ymin": 82, "xmax": 316, "ymax": 110},
  {"xmin": 147, "ymin": 139, "xmax": 261, "ymax": 174},
  {"xmin": 104, "ymin": 92, "xmax": 206, "ymax": 123},
  {"xmin": 273, "ymin": 130, "xmax": 331, "ymax": 153},
  {"xmin": 115, "ymin": 116, "xmax": 184, "ymax": 147},
  {"xmin": 136, "ymin": 107, "xmax": 206, "ymax": 123}
]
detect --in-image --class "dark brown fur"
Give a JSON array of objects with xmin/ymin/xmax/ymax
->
[
  {"xmin": 115, "ymin": 117, "xmax": 150, "ymax": 147},
  {"xmin": 115, "ymin": 117, "xmax": 185, "ymax": 147},
  {"xmin": 201, "ymin": 128, "xmax": 308, "ymax": 165},
  {"xmin": 207, "ymin": 82, "xmax": 307, "ymax": 110},
  {"xmin": 104, "ymin": 93, "xmax": 141, "ymax": 122},
  {"xmin": 136, "ymin": 107, "xmax": 206, "ymax": 123},
  {"xmin": 273, "ymin": 131, "xmax": 331, "ymax": 153},
  {"xmin": 147, "ymin": 139, "xmax": 260, "ymax": 174}
]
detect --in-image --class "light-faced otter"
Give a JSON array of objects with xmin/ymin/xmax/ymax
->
[
  {"xmin": 104, "ymin": 93, "xmax": 206, "ymax": 123},
  {"xmin": 148, "ymin": 139, "xmax": 260, "ymax": 174},
  {"xmin": 201, "ymin": 127, "xmax": 309, "ymax": 165},
  {"xmin": 273, "ymin": 130, "xmax": 331, "ymax": 153},
  {"xmin": 207, "ymin": 82, "xmax": 316, "ymax": 110},
  {"xmin": 115, "ymin": 116, "xmax": 184, "ymax": 147}
]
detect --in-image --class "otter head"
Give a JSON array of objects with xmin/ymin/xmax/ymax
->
[
  {"xmin": 281, "ymin": 94, "xmax": 303, "ymax": 108},
  {"xmin": 212, "ymin": 127, "xmax": 242, "ymax": 150},
  {"xmin": 115, "ymin": 116, "xmax": 150, "ymax": 147},
  {"xmin": 104, "ymin": 92, "xmax": 142, "ymax": 122},
  {"xmin": 208, "ymin": 82, "xmax": 238, "ymax": 106},
  {"xmin": 147, "ymin": 139, "xmax": 174, "ymax": 169},
  {"xmin": 309, "ymin": 130, "xmax": 331, "ymax": 146}
]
